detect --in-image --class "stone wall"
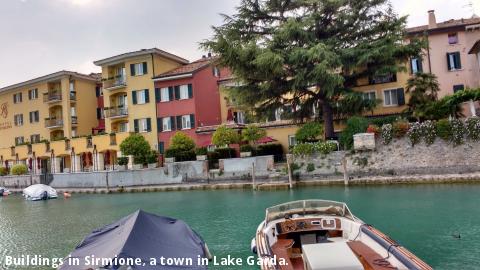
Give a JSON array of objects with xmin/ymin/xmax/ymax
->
[
  {"xmin": 0, "ymin": 175, "xmax": 40, "ymax": 188},
  {"xmin": 219, "ymin": 155, "xmax": 275, "ymax": 178}
]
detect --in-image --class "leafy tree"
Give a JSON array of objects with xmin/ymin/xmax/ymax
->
[
  {"xmin": 11, "ymin": 164, "xmax": 28, "ymax": 175},
  {"xmin": 339, "ymin": 116, "xmax": 369, "ymax": 150},
  {"xmin": 422, "ymin": 88, "xmax": 480, "ymax": 120},
  {"xmin": 212, "ymin": 125, "xmax": 241, "ymax": 147},
  {"xmin": 119, "ymin": 134, "xmax": 151, "ymax": 164},
  {"xmin": 241, "ymin": 124, "xmax": 267, "ymax": 144},
  {"xmin": 295, "ymin": 122, "xmax": 324, "ymax": 143},
  {"xmin": 405, "ymin": 72, "xmax": 440, "ymax": 120},
  {"xmin": 202, "ymin": 0, "xmax": 424, "ymax": 138},
  {"xmin": 169, "ymin": 132, "xmax": 196, "ymax": 151}
]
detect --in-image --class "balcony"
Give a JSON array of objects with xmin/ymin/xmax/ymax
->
[
  {"xmin": 43, "ymin": 91, "xmax": 62, "ymax": 103},
  {"xmin": 103, "ymin": 75, "xmax": 127, "ymax": 91},
  {"xmin": 45, "ymin": 118, "xmax": 64, "ymax": 128},
  {"xmin": 70, "ymin": 91, "xmax": 77, "ymax": 101},
  {"xmin": 71, "ymin": 116, "xmax": 78, "ymax": 125},
  {"xmin": 368, "ymin": 73, "xmax": 397, "ymax": 85},
  {"xmin": 104, "ymin": 106, "xmax": 128, "ymax": 119}
]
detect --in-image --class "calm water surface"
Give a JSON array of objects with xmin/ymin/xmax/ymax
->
[{"xmin": 1, "ymin": 184, "xmax": 480, "ymax": 269}]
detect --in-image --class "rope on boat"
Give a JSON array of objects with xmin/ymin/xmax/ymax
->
[{"xmin": 373, "ymin": 243, "xmax": 400, "ymax": 269}]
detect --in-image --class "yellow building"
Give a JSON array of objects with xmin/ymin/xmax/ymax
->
[{"xmin": 93, "ymin": 48, "xmax": 189, "ymax": 149}]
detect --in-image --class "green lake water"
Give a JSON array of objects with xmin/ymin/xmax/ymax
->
[{"xmin": 1, "ymin": 184, "xmax": 480, "ymax": 269}]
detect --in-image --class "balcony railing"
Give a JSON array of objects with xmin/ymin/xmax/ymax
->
[
  {"xmin": 45, "ymin": 118, "xmax": 64, "ymax": 128},
  {"xmin": 70, "ymin": 91, "xmax": 77, "ymax": 101},
  {"xmin": 369, "ymin": 73, "xmax": 397, "ymax": 85},
  {"xmin": 103, "ymin": 75, "xmax": 127, "ymax": 90},
  {"xmin": 43, "ymin": 91, "xmax": 62, "ymax": 103},
  {"xmin": 104, "ymin": 106, "xmax": 128, "ymax": 118},
  {"xmin": 71, "ymin": 116, "xmax": 78, "ymax": 125}
]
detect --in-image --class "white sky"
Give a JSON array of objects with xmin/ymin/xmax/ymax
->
[{"xmin": 0, "ymin": 0, "xmax": 479, "ymax": 87}]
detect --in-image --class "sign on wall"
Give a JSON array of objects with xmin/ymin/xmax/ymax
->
[{"xmin": 0, "ymin": 102, "xmax": 12, "ymax": 130}]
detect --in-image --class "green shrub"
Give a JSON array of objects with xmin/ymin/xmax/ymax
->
[
  {"xmin": 165, "ymin": 148, "xmax": 196, "ymax": 162},
  {"xmin": 381, "ymin": 124, "xmax": 393, "ymax": 145},
  {"xmin": 255, "ymin": 143, "xmax": 284, "ymax": 161},
  {"xmin": 339, "ymin": 116, "xmax": 369, "ymax": 150},
  {"xmin": 241, "ymin": 124, "xmax": 266, "ymax": 144},
  {"xmin": 392, "ymin": 119, "xmax": 410, "ymax": 138},
  {"xmin": 119, "ymin": 134, "xmax": 151, "ymax": 164},
  {"xmin": 306, "ymin": 163, "xmax": 315, "ymax": 172},
  {"xmin": 295, "ymin": 122, "xmax": 323, "ymax": 143},
  {"xmin": 435, "ymin": 119, "xmax": 452, "ymax": 141},
  {"xmin": 292, "ymin": 143, "xmax": 315, "ymax": 157},
  {"xmin": 11, "ymin": 164, "xmax": 28, "ymax": 175},
  {"xmin": 314, "ymin": 141, "xmax": 338, "ymax": 155},
  {"xmin": 450, "ymin": 119, "xmax": 465, "ymax": 146},
  {"xmin": 146, "ymin": 150, "xmax": 158, "ymax": 164},
  {"xmin": 169, "ymin": 132, "xmax": 196, "ymax": 151},
  {"xmin": 212, "ymin": 125, "xmax": 240, "ymax": 147},
  {"xmin": 421, "ymin": 120, "xmax": 436, "ymax": 145},
  {"xmin": 406, "ymin": 122, "xmax": 422, "ymax": 146},
  {"xmin": 466, "ymin": 117, "xmax": 480, "ymax": 141},
  {"xmin": 0, "ymin": 167, "xmax": 8, "ymax": 176},
  {"xmin": 215, "ymin": 147, "xmax": 237, "ymax": 159},
  {"xmin": 195, "ymin": 147, "xmax": 208, "ymax": 156},
  {"xmin": 117, "ymin": 157, "xmax": 129, "ymax": 166},
  {"xmin": 240, "ymin": 144, "xmax": 254, "ymax": 153},
  {"xmin": 370, "ymin": 115, "xmax": 398, "ymax": 126}
]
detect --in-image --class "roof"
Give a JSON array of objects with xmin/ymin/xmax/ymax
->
[
  {"xmin": 407, "ymin": 17, "xmax": 480, "ymax": 34},
  {"xmin": 93, "ymin": 48, "xmax": 189, "ymax": 66},
  {"xmin": 0, "ymin": 70, "xmax": 99, "ymax": 94},
  {"xmin": 469, "ymin": 40, "xmax": 480, "ymax": 54},
  {"xmin": 153, "ymin": 57, "xmax": 216, "ymax": 81}
]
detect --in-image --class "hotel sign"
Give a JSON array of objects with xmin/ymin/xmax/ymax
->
[{"xmin": 0, "ymin": 102, "xmax": 12, "ymax": 130}]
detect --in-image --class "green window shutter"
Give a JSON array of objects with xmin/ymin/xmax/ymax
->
[
  {"xmin": 134, "ymin": 119, "xmax": 139, "ymax": 133},
  {"xmin": 132, "ymin": 90, "xmax": 137, "ymax": 104},
  {"xmin": 190, "ymin": 114, "xmax": 195, "ymax": 128},
  {"xmin": 454, "ymin": 52, "xmax": 461, "ymax": 69},
  {"xmin": 95, "ymin": 86, "xmax": 100, "ymax": 97},
  {"xmin": 176, "ymin": 116, "xmax": 182, "ymax": 129},
  {"xmin": 174, "ymin": 86, "xmax": 180, "ymax": 100},
  {"xmin": 130, "ymin": 64, "xmax": 136, "ymax": 76},
  {"xmin": 418, "ymin": 58, "xmax": 423, "ymax": 73},
  {"xmin": 155, "ymin": 88, "xmax": 161, "ymax": 102},
  {"xmin": 29, "ymin": 112, "xmax": 32, "ymax": 123},
  {"xmin": 447, "ymin": 53, "xmax": 452, "ymax": 71},
  {"xmin": 168, "ymin": 87, "xmax": 174, "ymax": 101},
  {"xmin": 146, "ymin": 118, "xmax": 151, "ymax": 132},
  {"xmin": 157, "ymin": 117, "xmax": 162, "ymax": 132},
  {"xmin": 397, "ymin": 88, "xmax": 405, "ymax": 106},
  {"xmin": 188, "ymin": 84, "xmax": 193, "ymax": 98},
  {"xmin": 171, "ymin": 116, "xmax": 176, "ymax": 130},
  {"xmin": 142, "ymin": 62, "xmax": 148, "ymax": 74},
  {"xmin": 158, "ymin": 142, "xmax": 165, "ymax": 154},
  {"xmin": 144, "ymin": 89, "xmax": 150, "ymax": 103}
]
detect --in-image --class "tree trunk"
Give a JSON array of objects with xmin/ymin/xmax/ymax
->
[{"xmin": 322, "ymin": 101, "xmax": 335, "ymax": 139}]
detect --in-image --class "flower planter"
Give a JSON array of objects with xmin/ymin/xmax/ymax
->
[
  {"xmin": 148, "ymin": 163, "xmax": 157, "ymax": 169},
  {"xmin": 165, "ymin": 157, "xmax": 175, "ymax": 163},
  {"xmin": 240, "ymin": 152, "xmax": 252, "ymax": 158},
  {"xmin": 196, "ymin": 155, "xmax": 207, "ymax": 161}
]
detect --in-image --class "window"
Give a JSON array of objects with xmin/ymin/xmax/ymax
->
[
  {"xmin": 158, "ymin": 142, "xmax": 165, "ymax": 154},
  {"xmin": 162, "ymin": 117, "xmax": 172, "ymax": 131},
  {"xmin": 448, "ymin": 33, "xmax": 458, "ymax": 45},
  {"xmin": 97, "ymin": 108, "xmax": 104, "ymax": 119},
  {"xmin": 13, "ymin": 93, "xmax": 22, "ymax": 104},
  {"xmin": 15, "ymin": 136, "xmax": 24, "ymax": 145},
  {"xmin": 447, "ymin": 52, "xmax": 462, "ymax": 70},
  {"xmin": 213, "ymin": 67, "xmax": 220, "ymax": 77},
  {"xmin": 288, "ymin": 135, "xmax": 297, "ymax": 147},
  {"xmin": 274, "ymin": 108, "xmax": 283, "ymax": 121},
  {"xmin": 181, "ymin": 115, "xmax": 191, "ymax": 129},
  {"xmin": 30, "ymin": 134, "xmax": 40, "ymax": 144},
  {"xmin": 160, "ymin": 88, "xmax": 170, "ymax": 102},
  {"xmin": 130, "ymin": 62, "xmax": 147, "ymax": 76},
  {"xmin": 133, "ymin": 89, "xmax": 149, "ymax": 104},
  {"xmin": 234, "ymin": 111, "xmax": 245, "ymax": 124},
  {"xmin": 174, "ymin": 84, "xmax": 193, "ymax": 100},
  {"xmin": 14, "ymin": 114, "xmax": 23, "ymax": 126},
  {"xmin": 71, "ymin": 128, "xmax": 77, "ymax": 138},
  {"xmin": 369, "ymin": 73, "xmax": 396, "ymax": 85},
  {"xmin": 95, "ymin": 86, "xmax": 103, "ymax": 97},
  {"xmin": 453, "ymin": 84, "xmax": 465, "ymax": 93},
  {"xmin": 179, "ymin": 85, "xmax": 189, "ymax": 99},
  {"xmin": 29, "ymin": 111, "xmax": 39, "ymax": 123},
  {"xmin": 363, "ymin": 91, "xmax": 376, "ymax": 101},
  {"xmin": 119, "ymin": 122, "xmax": 129, "ymax": 133},
  {"xmin": 410, "ymin": 58, "xmax": 423, "ymax": 74},
  {"xmin": 134, "ymin": 118, "xmax": 151, "ymax": 133},
  {"xmin": 28, "ymin": 88, "xmax": 38, "ymax": 100},
  {"xmin": 69, "ymin": 80, "xmax": 75, "ymax": 92},
  {"xmin": 383, "ymin": 88, "xmax": 405, "ymax": 107}
]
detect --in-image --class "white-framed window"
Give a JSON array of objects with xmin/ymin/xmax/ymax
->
[
  {"xmin": 363, "ymin": 91, "xmax": 376, "ymax": 101},
  {"xmin": 14, "ymin": 114, "xmax": 23, "ymax": 126},
  {"xmin": 179, "ymin": 85, "xmax": 189, "ymax": 100},
  {"xmin": 29, "ymin": 111, "xmax": 40, "ymax": 123},
  {"xmin": 410, "ymin": 58, "xmax": 423, "ymax": 74},
  {"xmin": 13, "ymin": 93, "xmax": 22, "ymax": 104},
  {"xmin": 137, "ymin": 89, "xmax": 149, "ymax": 104},
  {"xmin": 235, "ymin": 111, "xmax": 245, "ymax": 124},
  {"xmin": 28, "ymin": 88, "xmax": 38, "ymax": 100},
  {"xmin": 162, "ymin": 117, "xmax": 172, "ymax": 131},
  {"xmin": 138, "ymin": 118, "xmax": 149, "ymax": 132},
  {"xmin": 447, "ymin": 52, "xmax": 461, "ymax": 71},
  {"xmin": 119, "ymin": 122, "xmax": 129, "ymax": 133},
  {"xmin": 448, "ymin": 33, "xmax": 458, "ymax": 45},
  {"xmin": 383, "ymin": 89, "xmax": 399, "ymax": 106},
  {"xmin": 15, "ymin": 136, "xmax": 24, "ymax": 145},
  {"xmin": 181, "ymin": 115, "xmax": 191, "ymax": 129},
  {"xmin": 160, "ymin": 87, "xmax": 170, "ymax": 102},
  {"xmin": 288, "ymin": 135, "xmax": 297, "ymax": 147},
  {"xmin": 69, "ymin": 80, "xmax": 75, "ymax": 92},
  {"xmin": 274, "ymin": 108, "xmax": 283, "ymax": 121},
  {"xmin": 132, "ymin": 62, "xmax": 147, "ymax": 76},
  {"xmin": 30, "ymin": 134, "xmax": 40, "ymax": 143}
]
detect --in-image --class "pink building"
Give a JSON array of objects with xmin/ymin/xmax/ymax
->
[{"xmin": 407, "ymin": 11, "xmax": 480, "ymax": 98}]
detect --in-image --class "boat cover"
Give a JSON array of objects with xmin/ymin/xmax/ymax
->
[
  {"xmin": 59, "ymin": 210, "xmax": 208, "ymax": 270},
  {"xmin": 0, "ymin": 187, "xmax": 9, "ymax": 196},
  {"xmin": 22, "ymin": 184, "xmax": 57, "ymax": 200}
]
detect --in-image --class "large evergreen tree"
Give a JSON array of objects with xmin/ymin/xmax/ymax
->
[{"xmin": 203, "ymin": 0, "xmax": 424, "ymax": 138}]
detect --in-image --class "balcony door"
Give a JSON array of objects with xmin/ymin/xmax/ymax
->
[
  {"xmin": 116, "ymin": 67, "xmax": 126, "ymax": 84},
  {"xmin": 117, "ymin": 94, "xmax": 127, "ymax": 109}
]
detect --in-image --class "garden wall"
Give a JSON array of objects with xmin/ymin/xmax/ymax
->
[
  {"xmin": 0, "ymin": 175, "xmax": 40, "ymax": 188},
  {"xmin": 219, "ymin": 155, "xmax": 275, "ymax": 178}
]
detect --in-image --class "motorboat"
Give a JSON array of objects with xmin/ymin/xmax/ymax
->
[
  {"xmin": 252, "ymin": 199, "xmax": 432, "ymax": 270},
  {"xmin": 23, "ymin": 184, "xmax": 58, "ymax": 201},
  {"xmin": 0, "ymin": 187, "xmax": 10, "ymax": 196},
  {"xmin": 59, "ymin": 209, "xmax": 212, "ymax": 269}
]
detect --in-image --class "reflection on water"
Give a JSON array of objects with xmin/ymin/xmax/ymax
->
[{"xmin": 1, "ymin": 184, "xmax": 480, "ymax": 269}]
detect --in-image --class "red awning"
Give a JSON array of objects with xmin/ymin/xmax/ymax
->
[{"xmin": 256, "ymin": 136, "xmax": 277, "ymax": 144}]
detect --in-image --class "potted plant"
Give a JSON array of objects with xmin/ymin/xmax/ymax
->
[
  {"xmin": 147, "ymin": 150, "xmax": 158, "ymax": 169},
  {"xmin": 117, "ymin": 156, "xmax": 129, "ymax": 170},
  {"xmin": 240, "ymin": 144, "xmax": 254, "ymax": 157},
  {"xmin": 164, "ymin": 148, "xmax": 177, "ymax": 163},
  {"xmin": 195, "ymin": 147, "xmax": 208, "ymax": 160}
]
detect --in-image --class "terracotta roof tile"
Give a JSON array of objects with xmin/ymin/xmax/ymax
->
[
  {"xmin": 407, "ymin": 17, "xmax": 480, "ymax": 34},
  {"xmin": 154, "ymin": 57, "xmax": 216, "ymax": 79}
]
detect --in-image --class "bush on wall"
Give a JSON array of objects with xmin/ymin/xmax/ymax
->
[
  {"xmin": 339, "ymin": 116, "xmax": 369, "ymax": 150},
  {"xmin": 11, "ymin": 164, "xmax": 28, "ymax": 175},
  {"xmin": 466, "ymin": 117, "xmax": 480, "ymax": 141},
  {"xmin": 421, "ymin": 120, "xmax": 436, "ymax": 145},
  {"xmin": 381, "ymin": 124, "xmax": 393, "ymax": 145}
]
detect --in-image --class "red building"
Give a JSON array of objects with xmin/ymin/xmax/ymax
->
[{"xmin": 153, "ymin": 56, "xmax": 229, "ymax": 153}]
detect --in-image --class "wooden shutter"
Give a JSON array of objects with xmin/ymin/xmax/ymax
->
[
  {"xmin": 29, "ymin": 112, "xmax": 32, "ymax": 123},
  {"xmin": 158, "ymin": 142, "xmax": 164, "ymax": 154},
  {"xmin": 454, "ymin": 52, "xmax": 461, "ymax": 69},
  {"xmin": 142, "ymin": 62, "xmax": 148, "ymax": 74},
  {"xmin": 134, "ymin": 119, "xmax": 139, "ymax": 133},
  {"xmin": 174, "ymin": 86, "xmax": 180, "ymax": 100},
  {"xmin": 28, "ymin": 90, "xmax": 31, "ymax": 100},
  {"xmin": 168, "ymin": 87, "xmax": 174, "ymax": 101},
  {"xmin": 155, "ymin": 88, "xmax": 161, "ymax": 102},
  {"xmin": 132, "ymin": 91, "xmax": 137, "ymax": 104},
  {"xmin": 13, "ymin": 94, "xmax": 16, "ymax": 103},
  {"xmin": 157, "ymin": 117, "xmax": 162, "ymax": 132},
  {"xmin": 418, "ymin": 58, "xmax": 423, "ymax": 73},
  {"xmin": 188, "ymin": 84, "xmax": 193, "ymax": 98},
  {"xmin": 190, "ymin": 114, "xmax": 195, "ymax": 128},
  {"xmin": 96, "ymin": 108, "xmax": 101, "ymax": 119},
  {"xmin": 447, "ymin": 53, "xmax": 452, "ymax": 71},
  {"xmin": 19, "ymin": 93, "xmax": 22, "ymax": 102},
  {"xmin": 95, "ymin": 86, "xmax": 100, "ymax": 97},
  {"xmin": 130, "ymin": 64, "xmax": 136, "ymax": 76},
  {"xmin": 144, "ymin": 89, "xmax": 150, "ymax": 103},
  {"xmin": 397, "ymin": 88, "xmax": 405, "ymax": 106},
  {"xmin": 171, "ymin": 116, "xmax": 176, "ymax": 130},
  {"xmin": 146, "ymin": 118, "xmax": 151, "ymax": 132},
  {"xmin": 176, "ymin": 116, "xmax": 182, "ymax": 129}
]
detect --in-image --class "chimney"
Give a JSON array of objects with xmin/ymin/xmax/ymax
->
[{"xmin": 428, "ymin": 10, "xmax": 437, "ymax": 29}]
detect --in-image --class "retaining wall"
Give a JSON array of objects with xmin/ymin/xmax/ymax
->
[
  {"xmin": 219, "ymin": 155, "xmax": 275, "ymax": 178},
  {"xmin": 0, "ymin": 175, "xmax": 40, "ymax": 188}
]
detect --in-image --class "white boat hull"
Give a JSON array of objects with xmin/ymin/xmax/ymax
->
[{"xmin": 23, "ymin": 184, "xmax": 58, "ymax": 201}]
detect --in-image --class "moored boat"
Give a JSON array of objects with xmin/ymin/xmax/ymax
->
[
  {"xmin": 23, "ymin": 184, "xmax": 58, "ymax": 201},
  {"xmin": 0, "ymin": 187, "xmax": 10, "ymax": 196},
  {"xmin": 253, "ymin": 199, "xmax": 432, "ymax": 270}
]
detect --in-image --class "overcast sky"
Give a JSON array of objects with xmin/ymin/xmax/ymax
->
[{"xmin": 1, "ymin": 0, "xmax": 479, "ymax": 87}]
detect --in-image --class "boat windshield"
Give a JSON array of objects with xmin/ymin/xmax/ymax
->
[{"xmin": 265, "ymin": 200, "xmax": 354, "ymax": 223}]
